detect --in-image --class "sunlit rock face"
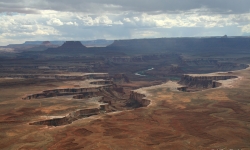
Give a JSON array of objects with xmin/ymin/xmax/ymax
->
[
  {"xmin": 178, "ymin": 75, "xmax": 237, "ymax": 90},
  {"xmin": 29, "ymin": 108, "xmax": 100, "ymax": 126}
]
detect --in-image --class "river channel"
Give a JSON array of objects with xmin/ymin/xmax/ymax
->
[{"xmin": 135, "ymin": 68, "xmax": 154, "ymax": 76}]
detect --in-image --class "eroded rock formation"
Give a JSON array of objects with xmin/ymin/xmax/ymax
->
[
  {"xmin": 28, "ymin": 83, "xmax": 127, "ymax": 126},
  {"xmin": 72, "ymin": 86, "xmax": 125, "ymax": 100},
  {"xmin": 178, "ymin": 74, "xmax": 237, "ymax": 92},
  {"xmin": 128, "ymin": 91, "xmax": 150, "ymax": 107},
  {"xmin": 89, "ymin": 80, "xmax": 113, "ymax": 85},
  {"xmin": 23, "ymin": 71, "xmax": 154, "ymax": 127},
  {"xmin": 29, "ymin": 108, "xmax": 100, "ymax": 126},
  {"xmin": 28, "ymin": 83, "xmax": 151, "ymax": 126},
  {"xmin": 22, "ymin": 84, "xmax": 116, "ymax": 100}
]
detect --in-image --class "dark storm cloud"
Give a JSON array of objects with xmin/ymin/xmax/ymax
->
[
  {"xmin": 0, "ymin": 0, "xmax": 250, "ymax": 14},
  {"xmin": 0, "ymin": 7, "xmax": 40, "ymax": 14},
  {"xmin": 89, "ymin": 0, "xmax": 250, "ymax": 14},
  {"xmin": 0, "ymin": 1, "xmax": 40, "ymax": 14}
]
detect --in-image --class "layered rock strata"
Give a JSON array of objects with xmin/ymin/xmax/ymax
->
[
  {"xmin": 29, "ymin": 85, "xmax": 151, "ymax": 126},
  {"xmin": 89, "ymin": 80, "xmax": 113, "ymax": 85},
  {"xmin": 22, "ymin": 84, "xmax": 116, "ymax": 100},
  {"xmin": 29, "ymin": 108, "xmax": 102, "ymax": 126},
  {"xmin": 72, "ymin": 86, "xmax": 125, "ymax": 100},
  {"xmin": 28, "ymin": 82, "xmax": 126, "ymax": 126},
  {"xmin": 178, "ymin": 74, "xmax": 237, "ymax": 91}
]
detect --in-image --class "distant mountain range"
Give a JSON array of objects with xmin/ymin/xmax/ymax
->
[
  {"xmin": 1, "ymin": 36, "xmax": 250, "ymax": 56},
  {"xmin": 8, "ymin": 39, "xmax": 114, "ymax": 47}
]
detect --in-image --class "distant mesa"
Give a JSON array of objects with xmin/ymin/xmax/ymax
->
[
  {"xmin": 45, "ymin": 41, "xmax": 87, "ymax": 53},
  {"xmin": 41, "ymin": 41, "xmax": 52, "ymax": 45},
  {"xmin": 222, "ymin": 35, "xmax": 228, "ymax": 38},
  {"xmin": 106, "ymin": 37, "xmax": 250, "ymax": 54},
  {"xmin": 60, "ymin": 41, "xmax": 87, "ymax": 49},
  {"xmin": 21, "ymin": 40, "xmax": 113, "ymax": 47}
]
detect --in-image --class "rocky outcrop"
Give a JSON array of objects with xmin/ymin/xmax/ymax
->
[
  {"xmin": 30, "ymin": 117, "xmax": 70, "ymax": 126},
  {"xmin": 22, "ymin": 77, "xmax": 127, "ymax": 100},
  {"xmin": 178, "ymin": 75, "xmax": 237, "ymax": 91},
  {"xmin": 22, "ymin": 84, "xmax": 115, "ymax": 100},
  {"xmin": 90, "ymin": 80, "xmax": 113, "ymax": 85},
  {"xmin": 177, "ymin": 87, "xmax": 188, "ymax": 92},
  {"xmin": 72, "ymin": 86, "xmax": 124, "ymax": 99},
  {"xmin": 73, "ymin": 87, "xmax": 125, "ymax": 107},
  {"xmin": 29, "ymin": 98, "xmax": 114, "ymax": 126},
  {"xmin": 29, "ymin": 108, "xmax": 100, "ymax": 126},
  {"xmin": 100, "ymin": 104, "xmax": 109, "ymax": 111},
  {"xmin": 73, "ymin": 92, "xmax": 98, "ymax": 99},
  {"xmin": 129, "ymin": 91, "xmax": 150, "ymax": 107},
  {"xmin": 75, "ymin": 74, "xmax": 109, "ymax": 80},
  {"xmin": 27, "ymin": 79, "xmax": 128, "ymax": 126}
]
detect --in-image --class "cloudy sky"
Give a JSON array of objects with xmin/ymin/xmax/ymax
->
[{"xmin": 0, "ymin": 0, "xmax": 250, "ymax": 45}]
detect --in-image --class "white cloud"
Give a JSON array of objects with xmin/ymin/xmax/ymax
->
[
  {"xmin": 94, "ymin": 16, "xmax": 113, "ymax": 26},
  {"xmin": 65, "ymin": 22, "xmax": 78, "ymax": 26},
  {"xmin": 119, "ymin": 11, "xmax": 248, "ymax": 29},
  {"xmin": 0, "ymin": 7, "xmax": 250, "ymax": 46},
  {"xmin": 131, "ymin": 30, "xmax": 160, "ymax": 38},
  {"xmin": 0, "ymin": 12, "xmax": 62, "ymax": 45},
  {"xmin": 113, "ymin": 20, "xmax": 123, "ymax": 25},
  {"xmin": 77, "ymin": 15, "xmax": 94, "ymax": 26},
  {"xmin": 242, "ymin": 24, "xmax": 250, "ymax": 33},
  {"xmin": 47, "ymin": 18, "xmax": 64, "ymax": 26},
  {"xmin": 77, "ymin": 15, "xmax": 114, "ymax": 26},
  {"xmin": 103, "ymin": 4, "xmax": 122, "ymax": 8},
  {"xmin": 123, "ymin": 18, "xmax": 131, "ymax": 23},
  {"xmin": 133, "ymin": 17, "xmax": 140, "ymax": 21}
]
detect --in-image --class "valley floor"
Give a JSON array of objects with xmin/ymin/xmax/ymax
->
[{"xmin": 1, "ymin": 67, "xmax": 250, "ymax": 149}]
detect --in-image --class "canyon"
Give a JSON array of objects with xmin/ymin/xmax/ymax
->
[
  {"xmin": 1, "ymin": 37, "xmax": 250, "ymax": 150},
  {"xmin": 20, "ymin": 73, "xmax": 151, "ymax": 126},
  {"xmin": 24, "ymin": 70, "xmax": 241, "ymax": 127}
]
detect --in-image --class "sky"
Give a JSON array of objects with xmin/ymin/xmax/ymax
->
[{"xmin": 0, "ymin": 0, "xmax": 250, "ymax": 46}]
